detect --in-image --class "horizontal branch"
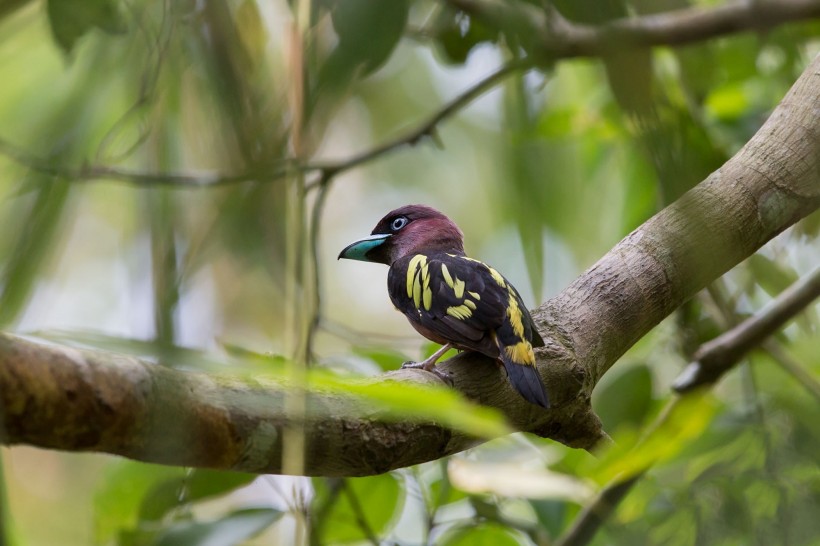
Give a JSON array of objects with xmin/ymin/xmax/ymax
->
[
  {"xmin": 1, "ymin": 55, "xmax": 818, "ymax": 476},
  {"xmin": 448, "ymin": 0, "xmax": 820, "ymax": 58},
  {"xmin": 673, "ymin": 267, "xmax": 820, "ymax": 392}
]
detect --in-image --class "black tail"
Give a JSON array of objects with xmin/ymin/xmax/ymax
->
[{"xmin": 503, "ymin": 360, "xmax": 550, "ymax": 409}]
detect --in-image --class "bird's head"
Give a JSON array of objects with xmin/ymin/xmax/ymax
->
[{"xmin": 338, "ymin": 205, "xmax": 465, "ymax": 266}]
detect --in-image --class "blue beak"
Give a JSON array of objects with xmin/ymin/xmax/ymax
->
[{"xmin": 338, "ymin": 233, "xmax": 391, "ymax": 262}]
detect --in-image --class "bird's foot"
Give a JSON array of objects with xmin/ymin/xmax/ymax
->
[{"xmin": 401, "ymin": 360, "xmax": 454, "ymax": 386}]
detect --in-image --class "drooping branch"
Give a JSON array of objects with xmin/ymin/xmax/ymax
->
[{"xmin": 1, "ymin": 55, "xmax": 818, "ymax": 476}]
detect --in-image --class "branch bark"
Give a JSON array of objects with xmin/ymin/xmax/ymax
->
[{"xmin": 1, "ymin": 55, "xmax": 819, "ymax": 476}]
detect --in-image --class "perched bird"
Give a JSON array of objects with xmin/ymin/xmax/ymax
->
[{"xmin": 338, "ymin": 205, "xmax": 550, "ymax": 408}]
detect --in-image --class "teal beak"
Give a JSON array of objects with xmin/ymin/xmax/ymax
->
[{"xmin": 338, "ymin": 233, "xmax": 391, "ymax": 262}]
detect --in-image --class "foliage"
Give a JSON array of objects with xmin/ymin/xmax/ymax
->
[{"xmin": 0, "ymin": 0, "xmax": 818, "ymax": 545}]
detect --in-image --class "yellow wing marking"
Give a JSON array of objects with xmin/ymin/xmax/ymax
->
[
  {"xmin": 422, "ymin": 263, "xmax": 432, "ymax": 310},
  {"xmin": 441, "ymin": 263, "xmax": 454, "ymax": 288},
  {"xmin": 468, "ymin": 291, "xmax": 481, "ymax": 300},
  {"xmin": 505, "ymin": 341, "xmax": 535, "ymax": 366},
  {"xmin": 413, "ymin": 272, "xmax": 422, "ymax": 308},
  {"xmin": 446, "ymin": 304, "xmax": 473, "ymax": 320},
  {"xmin": 506, "ymin": 292, "xmax": 525, "ymax": 338},
  {"xmin": 406, "ymin": 254, "xmax": 427, "ymax": 298},
  {"xmin": 463, "ymin": 299, "xmax": 476, "ymax": 310},
  {"xmin": 488, "ymin": 267, "xmax": 506, "ymax": 288}
]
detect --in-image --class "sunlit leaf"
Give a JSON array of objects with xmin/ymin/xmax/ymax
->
[
  {"xmin": 448, "ymin": 459, "xmax": 595, "ymax": 502},
  {"xmin": 593, "ymin": 394, "xmax": 719, "ymax": 484},
  {"xmin": 313, "ymin": 373, "xmax": 512, "ymax": 439}
]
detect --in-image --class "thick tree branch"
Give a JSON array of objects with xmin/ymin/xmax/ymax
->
[
  {"xmin": 673, "ymin": 267, "xmax": 820, "ymax": 392},
  {"xmin": 1, "ymin": 56, "xmax": 819, "ymax": 476}
]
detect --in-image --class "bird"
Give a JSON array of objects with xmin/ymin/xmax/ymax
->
[{"xmin": 338, "ymin": 204, "xmax": 550, "ymax": 408}]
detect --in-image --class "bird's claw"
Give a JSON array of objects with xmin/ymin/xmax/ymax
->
[{"xmin": 401, "ymin": 361, "xmax": 454, "ymax": 386}]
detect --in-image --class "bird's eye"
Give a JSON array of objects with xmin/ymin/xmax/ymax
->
[{"xmin": 390, "ymin": 216, "xmax": 408, "ymax": 231}]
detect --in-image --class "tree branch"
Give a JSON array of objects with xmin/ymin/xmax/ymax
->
[
  {"xmin": 673, "ymin": 267, "xmax": 820, "ymax": 392},
  {"xmin": 0, "ymin": 62, "xmax": 529, "ymax": 190},
  {"xmin": 0, "ymin": 55, "xmax": 818, "ymax": 477},
  {"xmin": 447, "ymin": 0, "xmax": 820, "ymax": 58}
]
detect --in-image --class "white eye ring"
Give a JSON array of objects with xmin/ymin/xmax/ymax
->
[{"xmin": 391, "ymin": 217, "xmax": 408, "ymax": 231}]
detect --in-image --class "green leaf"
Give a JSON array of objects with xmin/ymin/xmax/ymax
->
[
  {"xmin": 154, "ymin": 508, "xmax": 282, "ymax": 546},
  {"xmin": 94, "ymin": 462, "xmax": 181, "ymax": 544},
  {"xmin": 312, "ymin": 475, "xmax": 403, "ymax": 544},
  {"xmin": 139, "ymin": 470, "xmax": 258, "ymax": 522},
  {"xmin": 434, "ymin": 12, "xmax": 499, "ymax": 65},
  {"xmin": 321, "ymin": 0, "xmax": 408, "ymax": 86},
  {"xmin": 448, "ymin": 459, "xmax": 595, "ymax": 501},
  {"xmin": 593, "ymin": 393, "xmax": 719, "ymax": 484},
  {"xmin": 352, "ymin": 346, "xmax": 410, "ymax": 372},
  {"xmin": 529, "ymin": 499, "xmax": 567, "ymax": 538},
  {"xmin": 315, "ymin": 373, "xmax": 512, "ymax": 439},
  {"xmin": 440, "ymin": 523, "xmax": 523, "ymax": 546},
  {"xmin": 31, "ymin": 330, "xmax": 227, "ymax": 371},
  {"xmin": 46, "ymin": 0, "xmax": 126, "ymax": 55},
  {"xmin": 593, "ymin": 364, "xmax": 654, "ymax": 432}
]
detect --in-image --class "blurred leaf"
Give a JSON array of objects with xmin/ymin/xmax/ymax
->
[
  {"xmin": 139, "ymin": 470, "xmax": 257, "ymax": 522},
  {"xmin": 320, "ymin": 0, "xmax": 408, "ymax": 89},
  {"xmin": 353, "ymin": 346, "xmax": 410, "ymax": 372},
  {"xmin": 529, "ymin": 498, "xmax": 567, "ymax": 538},
  {"xmin": 448, "ymin": 459, "xmax": 595, "ymax": 501},
  {"xmin": 312, "ymin": 475, "xmax": 403, "ymax": 544},
  {"xmin": 705, "ymin": 83, "xmax": 749, "ymax": 121},
  {"xmin": 747, "ymin": 253, "xmax": 799, "ymax": 297},
  {"xmin": 594, "ymin": 394, "xmax": 719, "ymax": 484},
  {"xmin": 593, "ymin": 364, "xmax": 654, "ymax": 432},
  {"xmin": 316, "ymin": 373, "xmax": 512, "ymax": 439},
  {"xmin": 430, "ymin": 473, "xmax": 468, "ymax": 509},
  {"xmin": 32, "ymin": 330, "xmax": 227, "ymax": 371},
  {"xmin": 46, "ymin": 0, "xmax": 125, "ymax": 54},
  {"xmin": 440, "ymin": 523, "xmax": 522, "ymax": 546},
  {"xmin": 154, "ymin": 508, "xmax": 282, "ymax": 546},
  {"xmin": 434, "ymin": 11, "xmax": 499, "ymax": 65},
  {"xmin": 94, "ymin": 462, "xmax": 180, "ymax": 544},
  {"xmin": 0, "ymin": 179, "xmax": 69, "ymax": 327}
]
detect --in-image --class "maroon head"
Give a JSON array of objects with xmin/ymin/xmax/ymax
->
[{"xmin": 338, "ymin": 205, "xmax": 465, "ymax": 265}]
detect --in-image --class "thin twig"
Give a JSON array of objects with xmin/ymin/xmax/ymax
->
[
  {"xmin": 554, "ymin": 474, "xmax": 643, "ymax": 546},
  {"xmin": 305, "ymin": 60, "xmax": 533, "ymax": 189},
  {"xmin": 0, "ymin": 61, "xmax": 530, "ymax": 190},
  {"xmin": 673, "ymin": 267, "xmax": 820, "ymax": 392}
]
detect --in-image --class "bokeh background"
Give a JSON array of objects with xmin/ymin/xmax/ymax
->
[{"xmin": 0, "ymin": 0, "xmax": 818, "ymax": 544}]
